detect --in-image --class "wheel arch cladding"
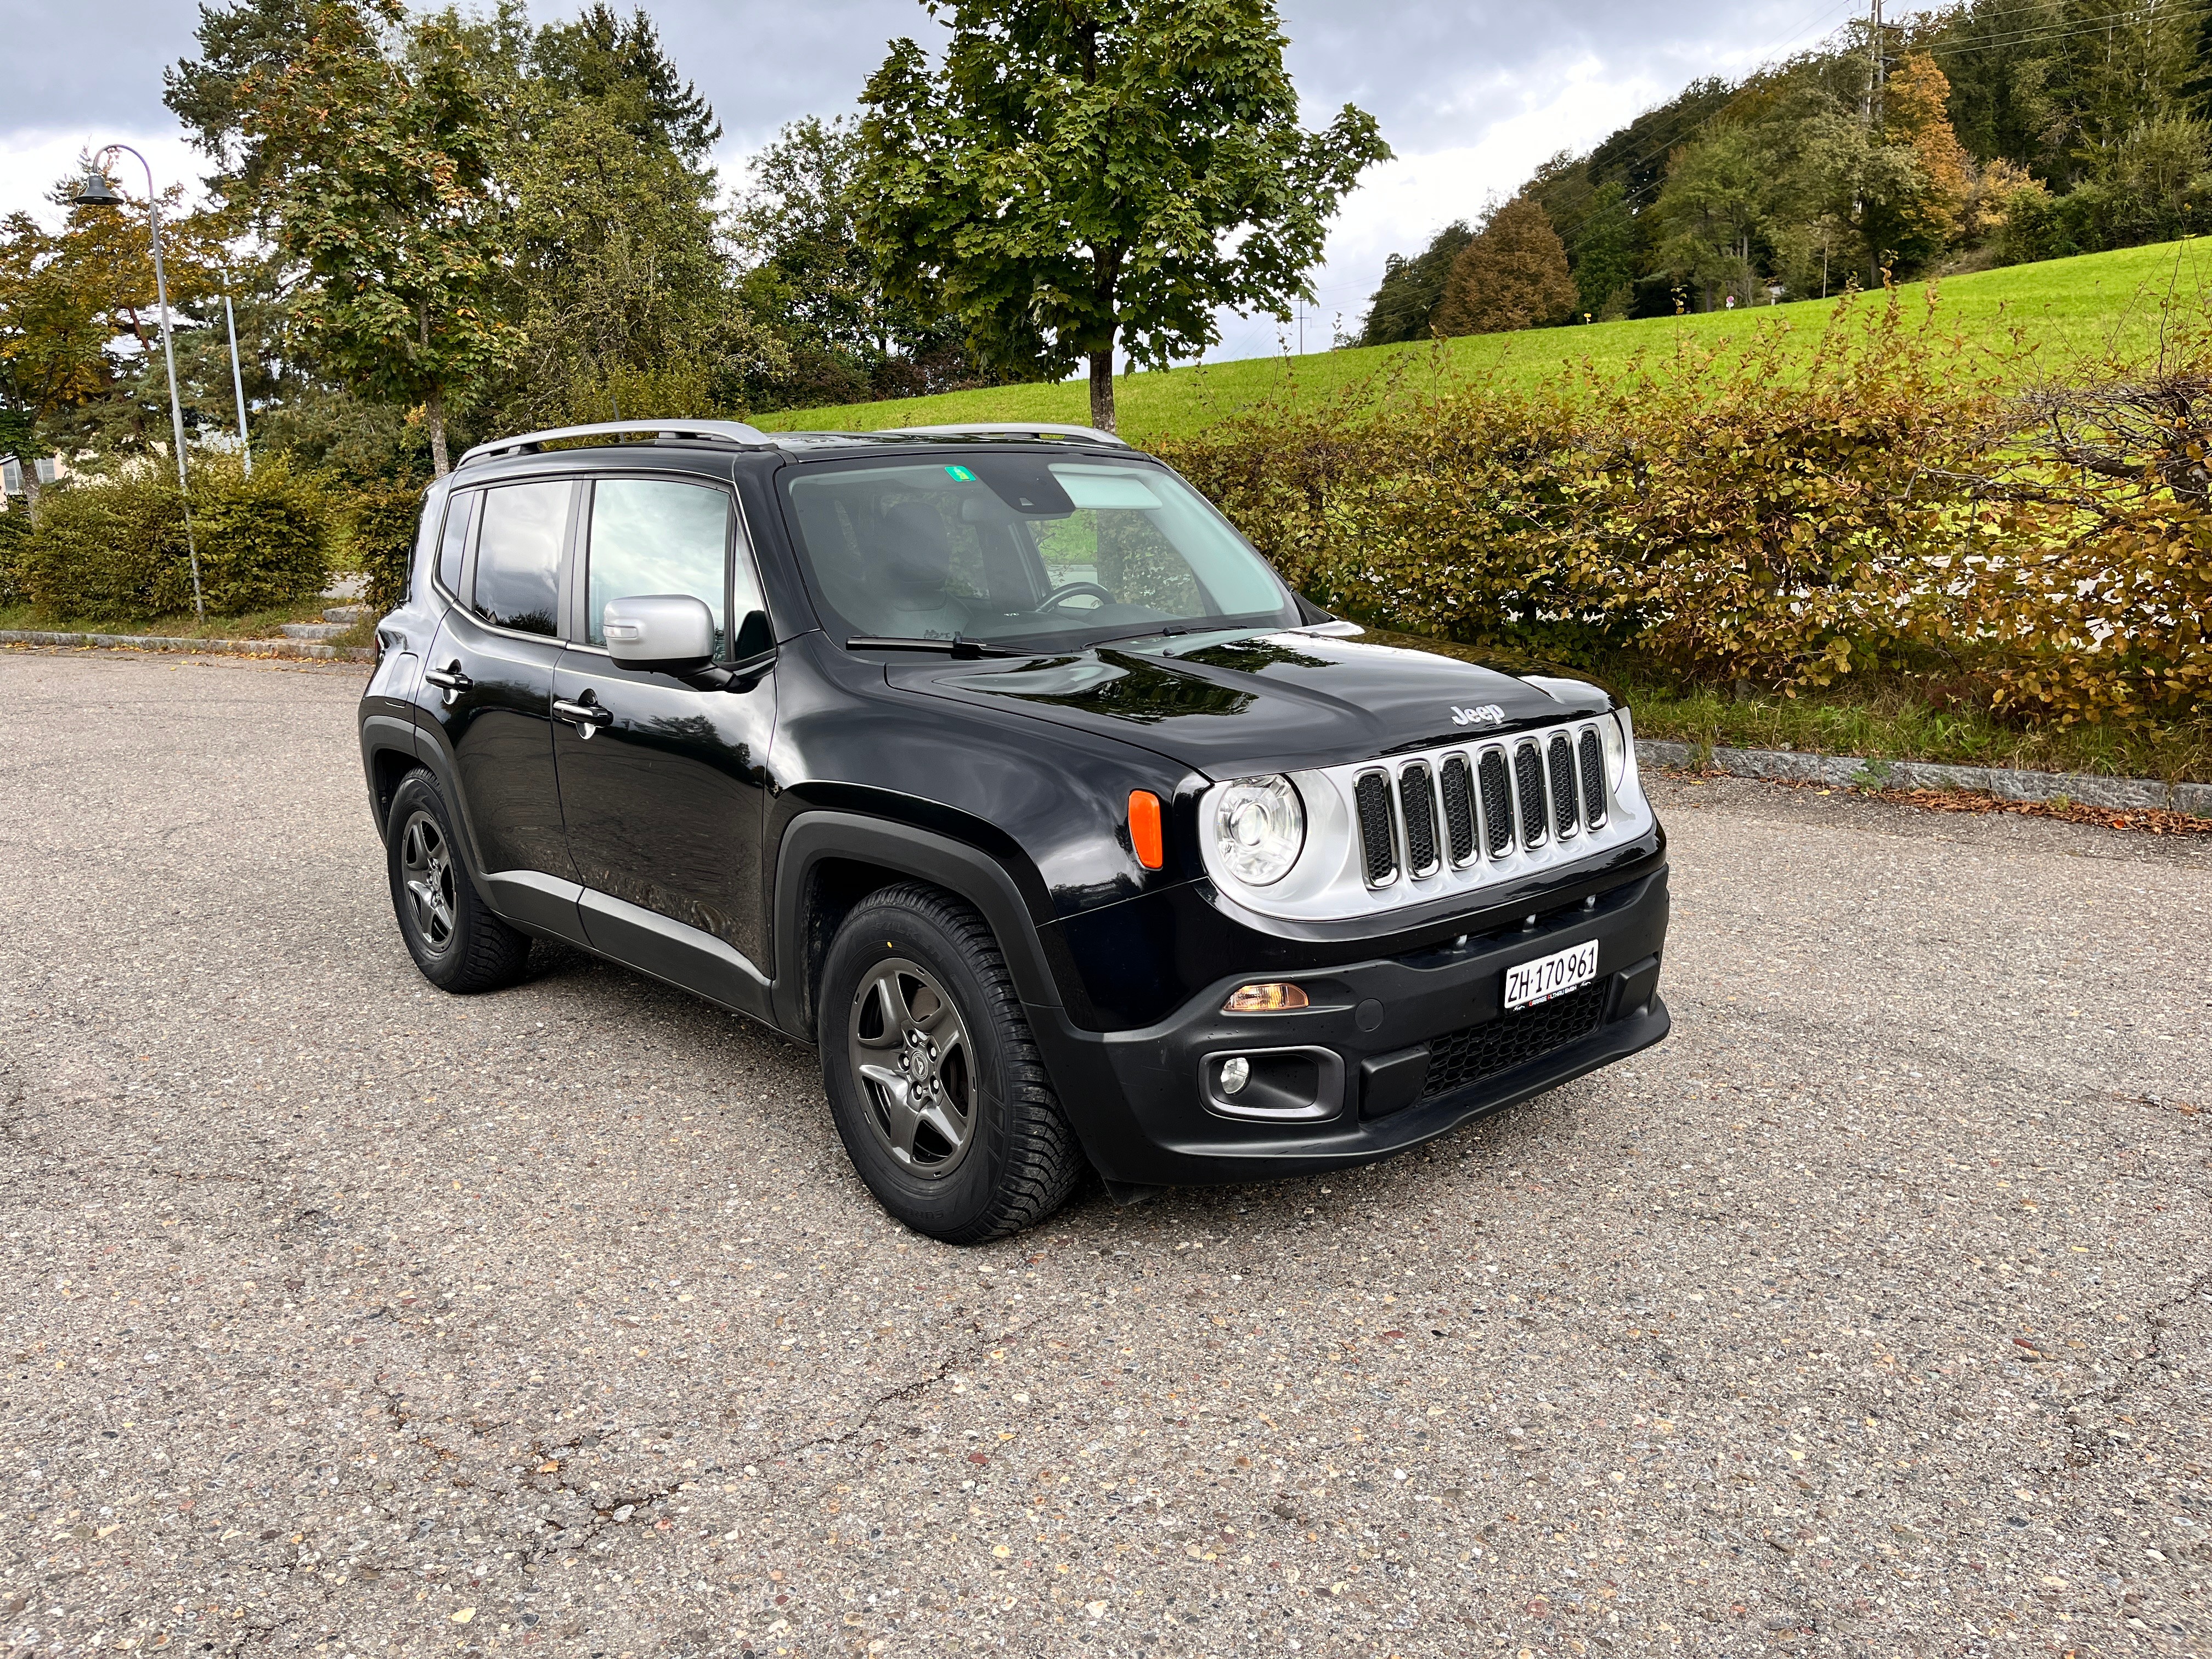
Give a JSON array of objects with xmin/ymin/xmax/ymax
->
[{"xmin": 772, "ymin": 812, "xmax": 1066, "ymax": 1045}]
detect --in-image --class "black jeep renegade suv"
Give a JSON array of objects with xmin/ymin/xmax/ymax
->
[{"xmin": 357, "ymin": 418, "xmax": 1670, "ymax": 1242}]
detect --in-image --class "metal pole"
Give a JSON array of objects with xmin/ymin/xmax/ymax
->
[
  {"xmin": 221, "ymin": 262, "xmax": 251, "ymax": 478},
  {"xmin": 104, "ymin": 144, "xmax": 205, "ymax": 621}
]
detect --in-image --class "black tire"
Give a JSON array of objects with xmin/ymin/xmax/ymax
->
[
  {"xmin": 820, "ymin": 883, "xmax": 1084, "ymax": 1243},
  {"xmin": 383, "ymin": 770, "xmax": 531, "ymax": 994}
]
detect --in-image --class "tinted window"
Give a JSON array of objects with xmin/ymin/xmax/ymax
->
[
  {"xmin": 585, "ymin": 479, "xmax": 735, "ymax": 654},
  {"xmin": 473, "ymin": 481, "xmax": 571, "ymax": 636},
  {"xmin": 435, "ymin": 490, "xmax": 477, "ymax": 596},
  {"xmin": 781, "ymin": 457, "xmax": 1296, "ymax": 651}
]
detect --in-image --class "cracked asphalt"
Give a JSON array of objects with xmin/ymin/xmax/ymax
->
[{"xmin": 1, "ymin": 645, "xmax": 2207, "ymax": 1659}]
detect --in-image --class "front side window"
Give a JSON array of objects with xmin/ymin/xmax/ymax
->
[
  {"xmin": 585, "ymin": 478, "xmax": 739, "ymax": 656},
  {"xmin": 472, "ymin": 480, "xmax": 572, "ymax": 636},
  {"xmin": 782, "ymin": 455, "xmax": 1298, "ymax": 652}
]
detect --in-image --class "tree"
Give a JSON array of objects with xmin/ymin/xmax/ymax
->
[
  {"xmin": 0, "ymin": 178, "xmax": 235, "ymax": 481},
  {"xmin": 529, "ymin": 3, "xmax": 720, "ymax": 162},
  {"xmin": 1354, "ymin": 222, "xmax": 1473, "ymax": 346},
  {"xmin": 1432, "ymin": 198, "xmax": 1578, "ymax": 335},
  {"xmin": 855, "ymin": 0, "xmax": 1388, "ymax": 431},
  {"xmin": 173, "ymin": 0, "xmax": 517, "ymax": 474},
  {"xmin": 1885, "ymin": 52, "xmax": 1973, "ymax": 250}
]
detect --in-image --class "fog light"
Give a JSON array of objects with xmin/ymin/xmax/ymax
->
[
  {"xmin": 1222, "ymin": 981, "xmax": 1310, "ymax": 1013},
  {"xmin": 1220, "ymin": 1057, "xmax": 1251, "ymax": 1094}
]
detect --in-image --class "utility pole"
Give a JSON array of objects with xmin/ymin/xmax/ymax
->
[{"xmin": 1866, "ymin": 0, "xmax": 1885, "ymax": 130}]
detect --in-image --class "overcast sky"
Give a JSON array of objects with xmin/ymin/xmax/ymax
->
[{"xmin": 0, "ymin": 0, "xmax": 1865, "ymax": 361}]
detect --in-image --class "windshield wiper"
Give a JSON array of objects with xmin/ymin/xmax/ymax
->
[{"xmin": 846, "ymin": 635, "xmax": 1022, "ymax": 660}]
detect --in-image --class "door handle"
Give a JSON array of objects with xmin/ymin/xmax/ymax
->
[
  {"xmin": 424, "ymin": 664, "xmax": 471, "ymax": 706},
  {"xmin": 554, "ymin": 694, "xmax": 614, "ymax": 738}
]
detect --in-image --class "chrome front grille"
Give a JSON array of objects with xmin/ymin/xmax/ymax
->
[
  {"xmin": 1399, "ymin": 762, "xmax": 1440, "ymax": 876},
  {"xmin": 1199, "ymin": 712, "xmax": 1649, "ymax": 925},
  {"xmin": 1577, "ymin": 727, "xmax": 1607, "ymax": 828},
  {"xmin": 1354, "ymin": 771, "xmax": 1396, "ymax": 886},
  {"xmin": 1351, "ymin": 718, "xmax": 1620, "ymax": 896},
  {"xmin": 1547, "ymin": 732, "xmax": 1578, "ymax": 841},
  {"xmin": 1513, "ymin": 741, "xmax": 1548, "ymax": 848},
  {"xmin": 1478, "ymin": 749, "xmax": 1514, "ymax": 857},
  {"xmin": 1438, "ymin": 754, "xmax": 1476, "ymax": 865}
]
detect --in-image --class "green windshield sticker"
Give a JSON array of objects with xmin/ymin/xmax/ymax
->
[{"xmin": 944, "ymin": 465, "xmax": 977, "ymax": 482}]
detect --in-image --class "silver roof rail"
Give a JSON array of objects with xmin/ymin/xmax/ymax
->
[
  {"xmin": 884, "ymin": 421, "xmax": 1128, "ymax": 447},
  {"xmin": 456, "ymin": 418, "xmax": 770, "ymax": 469}
]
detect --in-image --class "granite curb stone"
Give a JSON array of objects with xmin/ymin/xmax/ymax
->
[
  {"xmin": 0, "ymin": 628, "xmax": 376, "ymax": 663},
  {"xmin": 1637, "ymin": 735, "xmax": 2212, "ymax": 815}
]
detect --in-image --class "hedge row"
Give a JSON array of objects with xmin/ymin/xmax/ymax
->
[
  {"xmin": 1160, "ymin": 294, "xmax": 2212, "ymax": 730},
  {"xmin": 0, "ymin": 456, "xmax": 334, "ymax": 621}
]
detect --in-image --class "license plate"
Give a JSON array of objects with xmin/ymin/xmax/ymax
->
[{"xmin": 1503, "ymin": 940, "xmax": 1599, "ymax": 1011}]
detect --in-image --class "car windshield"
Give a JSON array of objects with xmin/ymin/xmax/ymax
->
[{"xmin": 781, "ymin": 452, "xmax": 1301, "ymax": 652}]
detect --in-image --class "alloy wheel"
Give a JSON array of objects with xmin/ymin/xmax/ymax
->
[
  {"xmin": 848, "ymin": 957, "xmax": 977, "ymax": 1178},
  {"xmin": 399, "ymin": 809, "xmax": 458, "ymax": 954}
]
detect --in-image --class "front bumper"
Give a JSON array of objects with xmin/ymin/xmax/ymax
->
[{"xmin": 1026, "ymin": 866, "xmax": 1670, "ymax": 1186}]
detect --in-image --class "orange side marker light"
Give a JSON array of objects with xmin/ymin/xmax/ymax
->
[{"xmin": 1128, "ymin": 789, "xmax": 1165, "ymax": 870}]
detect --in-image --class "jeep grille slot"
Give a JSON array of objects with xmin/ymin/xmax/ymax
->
[
  {"xmin": 1438, "ymin": 755, "xmax": 1476, "ymax": 865},
  {"xmin": 1547, "ymin": 733, "xmax": 1579, "ymax": 840},
  {"xmin": 1513, "ymin": 741, "xmax": 1548, "ymax": 848},
  {"xmin": 1398, "ymin": 763, "xmax": 1439, "ymax": 876},
  {"xmin": 1578, "ymin": 727, "xmax": 1607, "ymax": 828},
  {"xmin": 1354, "ymin": 771, "xmax": 1397, "ymax": 886},
  {"xmin": 1478, "ymin": 748, "xmax": 1514, "ymax": 858}
]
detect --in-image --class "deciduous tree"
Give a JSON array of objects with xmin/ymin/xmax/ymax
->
[
  {"xmin": 855, "ymin": 0, "xmax": 1388, "ymax": 432},
  {"xmin": 1433, "ymin": 198, "xmax": 1578, "ymax": 335},
  {"xmin": 176, "ymin": 0, "xmax": 517, "ymax": 474}
]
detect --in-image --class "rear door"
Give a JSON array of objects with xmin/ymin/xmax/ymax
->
[
  {"xmin": 419, "ymin": 476, "xmax": 584, "ymax": 940},
  {"xmin": 550, "ymin": 473, "xmax": 777, "ymax": 1015}
]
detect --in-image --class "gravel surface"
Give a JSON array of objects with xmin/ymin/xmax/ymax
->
[{"xmin": 1, "ymin": 645, "xmax": 2207, "ymax": 1658}]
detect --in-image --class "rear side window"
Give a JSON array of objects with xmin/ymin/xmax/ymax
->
[
  {"xmin": 435, "ymin": 490, "xmax": 478, "ymax": 596},
  {"xmin": 472, "ymin": 481, "xmax": 572, "ymax": 636},
  {"xmin": 585, "ymin": 479, "xmax": 732, "ymax": 653}
]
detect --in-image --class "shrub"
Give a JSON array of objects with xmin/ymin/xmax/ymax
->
[
  {"xmin": 182, "ymin": 456, "xmax": 331, "ymax": 614},
  {"xmin": 0, "ymin": 509, "xmax": 30, "ymax": 606},
  {"xmin": 18, "ymin": 455, "xmax": 330, "ymax": 622},
  {"xmin": 18, "ymin": 470, "xmax": 189, "ymax": 620},
  {"xmin": 1159, "ymin": 287, "xmax": 2212, "ymax": 733},
  {"xmin": 347, "ymin": 482, "xmax": 427, "ymax": 617}
]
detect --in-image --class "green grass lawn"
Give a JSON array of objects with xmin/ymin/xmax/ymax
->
[{"xmin": 755, "ymin": 238, "xmax": 2212, "ymax": 444}]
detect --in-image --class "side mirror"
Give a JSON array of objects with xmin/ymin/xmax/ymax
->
[{"xmin": 604, "ymin": 594, "xmax": 715, "ymax": 672}]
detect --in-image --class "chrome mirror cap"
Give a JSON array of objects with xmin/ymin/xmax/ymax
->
[{"xmin": 604, "ymin": 594, "xmax": 715, "ymax": 670}]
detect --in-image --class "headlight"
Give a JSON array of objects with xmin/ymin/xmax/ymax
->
[
  {"xmin": 1211, "ymin": 775, "xmax": 1305, "ymax": 886},
  {"xmin": 1600, "ymin": 709, "xmax": 1628, "ymax": 788}
]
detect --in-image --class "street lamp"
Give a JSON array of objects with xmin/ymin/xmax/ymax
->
[{"xmin": 72, "ymin": 146, "xmax": 205, "ymax": 619}]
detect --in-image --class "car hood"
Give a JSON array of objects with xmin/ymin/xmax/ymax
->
[{"xmin": 888, "ymin": 629, "xmax": 1606, "ymax": 777}]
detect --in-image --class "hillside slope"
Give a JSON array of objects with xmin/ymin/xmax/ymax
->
[{"xmin": 754, "ymin": 239, "xmax": 2212, "ymax": 444}]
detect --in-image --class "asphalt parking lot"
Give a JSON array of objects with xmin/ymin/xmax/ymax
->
[{"xmin": 0, "ymin": 645, "xmax": 2206, "ymax": 1658}]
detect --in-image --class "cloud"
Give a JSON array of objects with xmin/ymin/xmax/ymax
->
[{"xmin": 0, "ymin": 0, "xmax": 1856, "ymax": 349}]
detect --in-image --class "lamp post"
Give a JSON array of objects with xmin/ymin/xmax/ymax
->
[
  {"xmin": 219, "ymin": 263, "xmax": 252, "ymax": 477},
  {"xmin": 72, "ymin": 146, "xmax": 204, "ymax": 620}
]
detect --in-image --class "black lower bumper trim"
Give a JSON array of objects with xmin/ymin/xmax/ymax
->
[{"xmin": 1025, "ymin": 866, "xmax": 1672, "ymax": 1186}]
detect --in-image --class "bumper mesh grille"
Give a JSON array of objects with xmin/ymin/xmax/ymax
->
[
  {"xmin": 1400, "ymin": 763, "xmax": 1437, "ymax": 873},
  {"xmin": 1438, "ymin": 754, "xmax": 1475, "ymax": 865},
  {"xmin": 1418, "ymin": 980, "xmax": 1610, "ymax": 1103},
  {"xmin": 1355, "ymin": 771, "xmax": 1396, "ymax": 885},
  {"xmin": 1577, "ymin": 728, "xmax": 1607, "ymax": 828},
  {"xmin": 1513, "ymin": 742, "xmax": 1548, "ymax": 847},
  {"xmin": 1479, "ymin": 749, "xmax": 1514, "ymax": 856},
  {"xmin": 1548, "ymin": 732, "xmax": 1579, "ymax": 839}
]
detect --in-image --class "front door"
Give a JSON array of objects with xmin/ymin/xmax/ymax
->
[
  {"xmin": 551, "ymin": 475, "xmax": 777, "ymax": 1014},
  {"xmin": 420, "ymin": 477, "xmax": 583, "ymax": 940}
]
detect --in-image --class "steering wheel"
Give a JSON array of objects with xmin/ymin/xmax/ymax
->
[{"xmin": 1034, "ymin": 581, "xmax": 1117, "ymax": 614}]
